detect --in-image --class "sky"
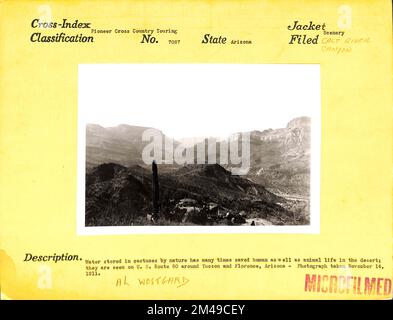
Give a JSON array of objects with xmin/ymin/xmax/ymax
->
[{"xmin": 78, "ymin": 64, "xmax": 320, "ymax": 139}]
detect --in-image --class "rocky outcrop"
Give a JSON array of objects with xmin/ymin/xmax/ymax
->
[
  {"xmin": 85, "ymin": 163, "xmax": 304, "ymax": 227},
  {"xmin": 85, "ymin": 117, "xmax": 311, "ymax": 197}
]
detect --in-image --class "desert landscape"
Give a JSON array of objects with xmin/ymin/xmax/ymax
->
[{"xmin": 85, "ymin": 117, "xmax": 311, "ymax": 226}]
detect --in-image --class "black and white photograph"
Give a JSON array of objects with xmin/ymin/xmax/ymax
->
[{"xmin": 77, "ymin": 64, "xmax": 320, "ymax": 234}]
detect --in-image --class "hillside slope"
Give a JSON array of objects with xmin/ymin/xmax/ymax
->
[{"xmin": 85, "ymin": 163, "xmax": 308, "ymax": 226}]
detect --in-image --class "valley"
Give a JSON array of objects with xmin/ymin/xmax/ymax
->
[{"xmin": 85, "ymin": 116, "xmax": 311, "ymax": 226}]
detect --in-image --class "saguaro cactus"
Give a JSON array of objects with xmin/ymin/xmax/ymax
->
[{"xmin": 152, "ymin": 160, "xmax": 160, "ymax": 220}]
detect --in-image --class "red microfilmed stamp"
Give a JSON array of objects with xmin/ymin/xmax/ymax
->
[{"xmin": 304, "ymin": 274, "xmax": 392, "ymax": 296}]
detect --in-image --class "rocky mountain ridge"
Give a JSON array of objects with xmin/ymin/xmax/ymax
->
[{"xmin": 86, "ymin": 117, "xmax": 311, "ymax": 196}]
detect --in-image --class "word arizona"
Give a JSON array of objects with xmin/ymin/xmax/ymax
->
[{"xmin": 141, "ymin": 129, "xmax": 250, "ymax": 175}]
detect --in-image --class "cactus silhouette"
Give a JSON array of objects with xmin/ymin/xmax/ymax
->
[{"xmin": 152, "ymin": 160, "xmax": 160, "ymax": 220}]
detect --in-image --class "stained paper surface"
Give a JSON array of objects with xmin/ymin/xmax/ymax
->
[{"xmin": 0, "ymin": 0, "xmax": 392, "ymax": 300}]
